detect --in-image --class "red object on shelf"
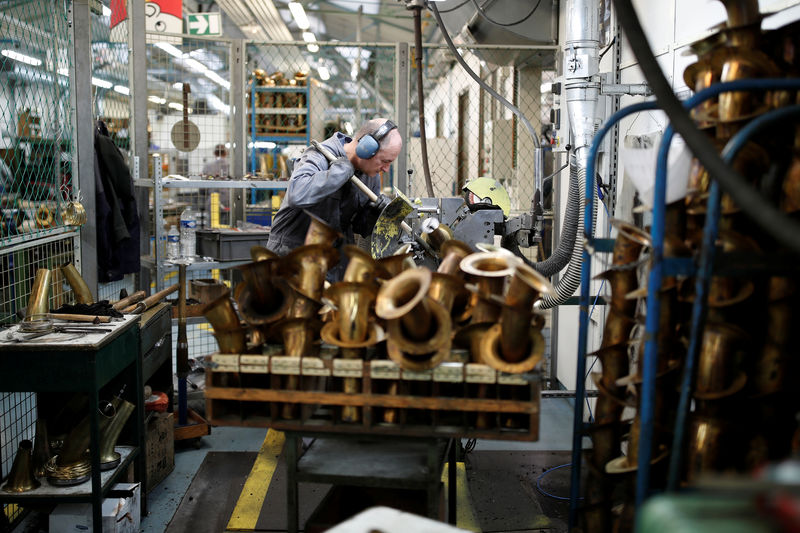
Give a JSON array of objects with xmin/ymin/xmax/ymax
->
[{"xmin": 145, "ymin": 391, "xmax": 169, "ymax": 412}]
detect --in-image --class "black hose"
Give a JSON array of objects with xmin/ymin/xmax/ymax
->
[
  {"xmin": 413, "ymin": 6, "xmax": 435, "ymax": 198},
  {"xmin": 613, "ymin": 0, "xmax": 800, "ymax": 254},
  {"xmin": 533, "ymin": 156, "xmax": 579, "ymax": 277}
]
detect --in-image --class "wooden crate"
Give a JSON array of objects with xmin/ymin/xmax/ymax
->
[{"xmin": 205, "ymin": 354, "xmax": 540, "ymax": 441}]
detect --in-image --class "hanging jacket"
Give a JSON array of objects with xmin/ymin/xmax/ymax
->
[{"xmin": 94, "ymin": 121, "xmax": 140, "ymax": 282}]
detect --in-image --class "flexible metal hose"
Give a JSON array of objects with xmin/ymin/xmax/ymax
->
[
  {"xmin": 537, "ymin": 156, "xmax": 597, "ymax": 309},
  {"xmin": 532, "ymin": 155, "xmax": 580, "ymax": 277}
]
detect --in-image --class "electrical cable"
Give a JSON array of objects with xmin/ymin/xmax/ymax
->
[
  {"xmin": 598, "ymin": 36, "xmax": 616, "ymax": 62},
  {"xmin": 412, "ymin": 5, "xmax": 435, "ymax": 198},
  {"xmin": 612, "ymin": 0, "xmax": 800, "ymax": 255},
  {"xmin": 438, "ymin": 0, "xmax": 471, "ymax": 14},
  {"xmin": 536, "ymin": 463, "xmax": 580, "ymax": 501},
  {"xmin": 469, "ymin": 0, "xmax": 542, "ymax": 27}
]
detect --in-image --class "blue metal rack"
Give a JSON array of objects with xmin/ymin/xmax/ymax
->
[
  {"xmin": 248, "ymin": 79, "xmax": 310, "ymax": 223},
  {"xmin": 568, "ymin": 78, "xmax": 800, "ymax": 530}
]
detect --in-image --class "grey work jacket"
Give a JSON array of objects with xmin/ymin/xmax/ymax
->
[{"xmin": 266, "ymin": 132, "xmax": 380, "ymax": 261}]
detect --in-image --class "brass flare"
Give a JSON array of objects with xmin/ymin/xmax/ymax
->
[
  {"xmin": 304, "ymin": 210, "xmax": 342, "ymax": 246},
  {"xmin": 237, "ymin": 261, "xmax": 290, "ymax": 326},
  {"xmin": 454, "ymin": 323, "xmax": 493, "ymax": 363},
  {"xmin": 202, "ymin": 291, "xmax": 247, "ymax": 354},
  {"xmin": 60, "ymin": 262, "xmax": 93, "ymax": 304},
  {"xmin": 596, "ymin": 269, "xmax": 639, "ymax": 317},
  {"xmin": 287, "ymin": 285, "xmax": 322, "ymax": 320},
  {"xmin": 460, "ymin": 252, "xmax": 519, "ymax": 325},
  {"xmin": 376, "ymin": 268, "xmax": 433, "ymax": 342},
  {"xmin": 324, "ymin": 282, "xmax": 377, "ymax": 343},
  {"xmin": 281, "ymin": 244, "xmax": 339, "ymax": 302},
  {"xmin": 437, "ymin": 240, "xmax": 473, "ymax": 275},
  {"xmin": 718, "ymin": 0, "xmax": 761, "ymax": 28},
  {"xmin": 32, "ymin": 418, "xmax": 52, "ymax": 478},
  {"xmin": 343, "ymin": 245, "xmax": 379, "ymax": 284},
  {"xmin": 480, "ymin": 325, "xmax": 545, "ymax": 373},
  {"xmin": 250, "ymin": 245, "xmax": 278, "ymax": 262},
  {"xmin": 272, "ymin": 318, "xmax": 321, "ymax": 357},
  {"xmin": 375, "ymin": 244, "xmax": 415, "ymax": 278},
  {"xmin": 590, "ymin": 344, "xmax": 631, "ymax": 393},
  {"xmin": 25, "ymin": 268, "xmax": 51, "ymax": 319},
  {"xmin": 2, "ymin": 440, "xmax": 39, "ymax": 493},
  {"xmin": 98, "ymin": 397, "xmax": 135, "ymax": 470},
  {"xmin": 420, "ymin": 217, "xmax": 453, "ymax": 251}
]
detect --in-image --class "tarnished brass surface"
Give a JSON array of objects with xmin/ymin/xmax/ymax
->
[
  {"xmin": 719, "ymin": 0, "xmax": 761, "ymax": 29},
  {"xmin": 386, "ymin": 337, "xmax": 451, "ymax": 372},
  {"xmin": 437, "ymin": 240, "xmax": 473, "ymax": 275},
  {"xmin": 304, "ymin": 211, "xmax": 342, "ymax": 246},
  {"xmin": 596, "ymin": 269, "xmax": 639, "ymax": 316},
  {"xmin": 505, "ymin": 263, "xmax": 555, "ymax": 310},
  {"xmin": 60, "ymin": 262, "xmax": 93, "ymax": 304},
  {"xmin": 480, "ymin": 324, "xmax": 544, "ymax": 373},
  {"xmin": 685, "ymin": 415, "xmax": 732, "ymax": 483},
  {"xmin": 453, "ymin": 322, "xmax": 493, "ymax": 363},
  {"xmin": 385, "ymin": 297, "xmax": 451, "ymax": 358},
  {"xmin": 459, "ymin": 252, "xmax": 519, "ymax": 289},
  {"xmin": 25, "ymin": 268, "xmax": 51, "ymax": 319},
  {"xmin": 695, "ymin": 322, "xmax": 748, "ymax": 394},
  {"xmin": 343, "ymin": 245, "xmax": 379, "ymax": 284},
  {"xmin": 32, "ymin": 419, "xmax": 51, "ymax": 478},
  {"xmin": 2, "ymin": 440, "xmax": 39, "ymax": 493},
  {"xmin": 239, "ymin": 260, "xmax": 279, "ymax": 303},
  {"xmin": 600, "ymin": 309, "xmax": 637, "ymax": 348},
  {"xmin": 324, "ymin": 282, "xmax": 377, "ymax": 343},
  {"xmin": 190, "ymin": 278, "xmax": 228, "ymax": 304},
  {"xmin": 281, "ymin": 244, "xmax": 339, "ymax": 302},
  {"xmin": 610, "ymin": 219, "xmax": 651, "ymax": 265},
  {"xmin": 202, "ymin": 291, "xmax": 247, "ymax": 354},
  {"xmin": 271, "ymin": 317, "xmax": 322, "ymax": 357},
  {"xmin": 499, "ymin": 308, "xmax": 534, "ymax": 362},
  {"xmin": 250, "ymin": 245, "xmax": 278, "ymax": 262},
  {"xmin": 286, "ymin": 285, "xmax": 322, "ymax": 320},
  {"xmin": 590, "ymin": 343, "xmax": 631, "ymax": 390},
  {"xmin": 751, "ymin": 343, "xmax": 786, "ymax": 396}
]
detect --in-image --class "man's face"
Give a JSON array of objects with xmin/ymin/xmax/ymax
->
[{"xmin": 358, "ymin": 132, "xmax": 402, "ymax": 176}]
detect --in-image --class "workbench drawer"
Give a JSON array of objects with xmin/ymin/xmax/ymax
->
[
  {"xmin": 142, "ymin": 333, "xmax": 171, "ymax": 385},
  {"xmin": 140, "ymin": 303, "xmax": 171, "ymax": 355}
]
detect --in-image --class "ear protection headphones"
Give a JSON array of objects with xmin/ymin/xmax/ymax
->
[{"xmin": 355, "ymin": 120, "xmax": 398, "ymax": 159}]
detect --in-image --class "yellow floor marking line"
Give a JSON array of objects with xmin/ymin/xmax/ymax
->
[
  {"xmin": 226, "ymin": 429, "xmax": 286, "ymax": 531},
  {"xmin": 442, "ymin": 461, "xmax": 481, "ymax": 532}
]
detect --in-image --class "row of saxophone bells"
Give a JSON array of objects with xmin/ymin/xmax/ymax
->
[
  {"xmin": 682, "ymin": 0, "xmax": 800, "ymax": 215},
  {"xmin": 202, "ymin": 211, "xmax": 555, "ymax": 375},
  {"xmin": 1, "ymin": 396, "xmax": 135, "ymax": 493}
]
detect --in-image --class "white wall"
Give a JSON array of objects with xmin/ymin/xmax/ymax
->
[{"xmin": 553, "ymin": 0, "xmax": 800, "ymax": 394}]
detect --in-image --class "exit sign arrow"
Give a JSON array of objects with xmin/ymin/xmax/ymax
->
[{"xmin": 187, "ymin": 13, "xmax": 220, "ymax": 35}]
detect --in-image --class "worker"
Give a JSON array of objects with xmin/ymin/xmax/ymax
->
[
  {"xmin": 202, "ymin": 143, "xmax": 230, "ymax": 178},
  {"xmin": 266, "ymin": 117, "xmax": 402, "ymax": 279}
]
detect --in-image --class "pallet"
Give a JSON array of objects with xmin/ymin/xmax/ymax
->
[{"xmin": 205, "ymin": 354, "xmax": 540, "ymax": 441}]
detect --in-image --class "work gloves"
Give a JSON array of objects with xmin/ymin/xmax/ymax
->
[
  {"xmin": 327, "ymin": 156, "xmax": 356, "ymax": 187},
  {"xmin": 365, "ymin": 193, "xmax": 392, "ymax": 229}
]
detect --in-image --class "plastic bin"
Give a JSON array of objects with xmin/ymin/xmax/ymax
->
[{"xmin": 196, "ymin": 228, "xmax": 271, "ymax": 261}]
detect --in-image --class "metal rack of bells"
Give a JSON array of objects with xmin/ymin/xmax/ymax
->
[{"xmin": 569, "ymin": 69, "xmax": 800, "ymax": 533}]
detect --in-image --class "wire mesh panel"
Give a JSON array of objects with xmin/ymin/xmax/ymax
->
[
  {"xmin": 0, "ymin": 0, "xmax": 74, "ymax": 248},
  {"xmin": 407, "ymin": 44, "xmax": 556, "ymax": 212}
]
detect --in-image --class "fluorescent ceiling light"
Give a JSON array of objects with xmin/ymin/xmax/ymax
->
[
  {"xmin": 317, "ymin": 65, "xmax": 330, "ymax": 81},
  {"xmin": 206, "ymin": 94, "xmax": 230, "ymax": 115},
  {"xmin": 172, "ymin": 82, "xmax": 183, "ymax": 89},
  {"xmin": 57, "ymin": 68, "xmax": 69, "ymax": 76},
  {"xmin": 92, "ymin": 77, "xmax": 113, "ymax": 89},
  {"xmin": 302, "ymin": 32, "xmax": 319, "ymax": 53},
  {"xmin": 249, "ymin": 141, "xmax": 277, "ymax": 149},
  {"xmin": 114, "ymin": 85, "xmax": 130, "ymax": 95},
  {"xmin": 289, "ymin": 2, "xmax": 310, "ymax": 30},
  {"xmin": 148, "ymin": 95, "xmax": 166, "ymax": 104},
  {"xmin": 102, "ymin": 5, "xmax": 111, "ymax": 16},
  {"xmin": 183, "ymin": 57, "xmax": 208, "ymax": 74},
  {"xmin": 2, "ymin": 49, "xmax": 42, "ymax": 66},
  {"xmin": 154, "ymin": 42, "xmax": 184, "ymax": 58},
  {"xmin": 168, "ymin": 102, "xmax": 183, "ymax": 111}
]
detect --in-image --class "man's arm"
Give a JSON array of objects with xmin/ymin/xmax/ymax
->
[
  {"xmin": 351, "ymin": 175, "xmax": 384, "ymax": 236},
  {"xmin": 285, "ymin": 148, "xmax": 355, "ymax": 208}
]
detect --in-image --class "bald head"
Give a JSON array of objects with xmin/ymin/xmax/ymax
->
[{"xmin": 347, "ymin": 117, "xmax": 403, "ymax": 176}]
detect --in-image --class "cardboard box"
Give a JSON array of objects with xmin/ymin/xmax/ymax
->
[
  {"xmin": 145, "ymin": 411, "xmax": 174, "ymax": 492},
  {"xmin": 49, "ymin": 482, "xmax": 140, "ymax": 533}
]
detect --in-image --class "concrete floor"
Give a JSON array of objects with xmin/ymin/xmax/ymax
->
[{"xmin": 141, "ymin": 396, "xmax": 578, "ymax": 532}]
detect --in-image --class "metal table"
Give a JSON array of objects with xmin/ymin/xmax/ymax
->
[
  {"xmin": 285, "ymin": 431, "xmax": 457, "ymax": 533},
  {"xmin": 0, "ymin": 315, "xmax": 146, "ymax": 532}
]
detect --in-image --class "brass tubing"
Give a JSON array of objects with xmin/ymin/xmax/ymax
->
[
  {"xmin": 596, "ymin": 269, "xmax": 639, "ymax": 316},
  {"xmin": 610, "ymin": 219, "xmax": 651, "ymax": 265},
  {"xmin": 277, "ymin": 318, "xmax": 319, "ymax": 357},
  {"xmin": 505, "ymin": 263, "xmax": 555, "ymax": 310},
  {"xmin": 695, "ymin": 322, "xmax": 747, "ymax": 395},
  {"xmin": 376, "ymin": 268, "xmax": 433, "ymax": 341},
  {"xmin": 98, "ymin": 398, "xmax": 135, "ymax": 469},
  {"xmin": 428, "ymin": 272, "xmax": 464, "ymax": 312},
  {"xmin": 718, "ymin": 0, "xmax": 761, "ymax": 28},
  {"xmin": 499, "ymin": 308, "xmax": 533, "ymax": 362},
  {"xmin": 282, "ymin": 244, "xmax": 339, "ymax": 302},
  {"xmin": 32, "ymin": 418, "xmax": 51, "ymax": 478},
  {"xmin": 600, "ymin": 309, "xmax": 637, "ymax": 348},
  {"xmin": 202, "ymin": 291, "xmax": 246, "ymax": 354},
  {"xmin": 590, "ymin": 343, "xmax": 631, "ymax": 390},
  {"xmin": 437, "ymin": 240, "xmax": 472, "ymax": 275},
  {"xmin": 111, "ymin": 290, "xmax": 146, "ymax": 311},
  {"xmin": 343, "ymin": 245, "xmax": 378, "ymax": 284},
  {"xmin": 324, "ymin": 282, "xmax": 377, "ymax": 344},
  {"xmin": 239, "ymin": 260, "xmax": 277, "ymax": 303},
  {"xmin": 60, "ymin": 263, "xmax": 93, "ymax": 304},
  {"xmin": 25, "ymin": 268, "xmax": 51, "ymax": 319},
  {"xmin": 304, "ymin": 210, "xmax": 342, "ymax": 246}
]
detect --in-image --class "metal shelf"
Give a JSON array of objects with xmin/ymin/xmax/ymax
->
[
  {"xmin": 140, "ymin": 256, "xmax": 251, "ymax": 271},
  {"xmin": 160, "ymin": 178, "xmax": 288, "ymax": 189}
]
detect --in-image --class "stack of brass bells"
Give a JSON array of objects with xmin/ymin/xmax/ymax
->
[{"xmin": 249, "ymin": 69, "xmax": 308, "ymax": 133}]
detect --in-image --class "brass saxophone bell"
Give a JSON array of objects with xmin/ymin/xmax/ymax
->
[
  {"xmin": 269, "ymin": 317, "xmax": 323, "ymax": 357},
  {"xmin": 25, "ymin": 268, "xmax": 51, "ymax": 319},
  {"xmin": 695, "ymin": 322, "xmax": 749, "ymax": 396},
  {"xmin": 281, "ymin": 244, "xmax": 340, "ymax": 302},
  {"xmin": 324, "ymin": 281, "xmax": 377, "ymax": 344},
  {"xmin": 419, "ymin": 217, "xmax": 453, "ymax": 252},
  {"xmin": 460, "ymin": 252, "xmax": 520, "ymax": 324},
  {"xmin": 201, "ymin": 290, "xmax": 247, "ymax": 354},
  {"xmin": 99, "ymin": 397, "xmax": 135, "ymax": 470},
  {"xmin": 385, "ymin": 297, "xmax": 452, "ymax": 371},
  {"xmin": 609, "ymin": 219, "xmax": 651, "ymax": 265},
  {"xmin": 595, "ymin": 269, "xmax": 639, "ymax": 316},
  {"xmin": 480, "ymin": 324, "xmax": 545, "ymax": 373},
  {"xmin": 497, "ymin": 264, "xmax": 554, "ymax": 362},
  {"xmin": 453, "ymin": 322, "xmax": 494, "ymax": 363},
  {"xmin": 375, "ymin": 243, "xmax": 415, "ymax": 278},
  {"xmin": 343, "ymin": 245, "xmax": 380, "ymax": 284},
  {"xmin": 304, "ymin": 210, "xmax": 342, "ymax": 246},
  {"xmin": 60, "ymin": 262, "xmax": 94, "ymax": 304},
  {"xmin": 428, "ymin": 272, "xmax": 466, "ymax": 313},
  {"xmin": 250, "ymin": 245, "xmax": 278, "ymax": 262},
  {"xmin": 2, "ymin": 440, "xmax": 40, "ymax": 493},
  {"xmin": 718, "ymin": 0, "xmax": 761, "ymax": 28},
  {"xmin": 437, "ymin": 240, "xmax": 473, "ymax": 275},
  {"xmin": 32, "ymin": 418, "xmax": 52, "ymax": 478},
  {"xmin": 237, "ymin": 278, "xmax": 292, "ymax": 326},
  {"xmin": 376, "ymin": 267, "xmax": 433, "ymax": 341}
]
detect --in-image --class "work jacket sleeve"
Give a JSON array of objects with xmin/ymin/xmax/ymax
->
[
  {"xmin": 284, "ymin": 148, "xmax": 352, "ymax": 208},
  {"xmin": 350, "ymin": 175, "xmax": 382, "ymax": 237}
]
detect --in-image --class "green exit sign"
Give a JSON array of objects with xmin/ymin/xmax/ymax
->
[{"xmin": 187, "ymin": 13, "xmax": 221, "ymax": 36}]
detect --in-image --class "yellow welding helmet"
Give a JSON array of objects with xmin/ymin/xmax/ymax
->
[{"xmin": 463, "ymin": 177, "xmax": 511, "ymax": 217}]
